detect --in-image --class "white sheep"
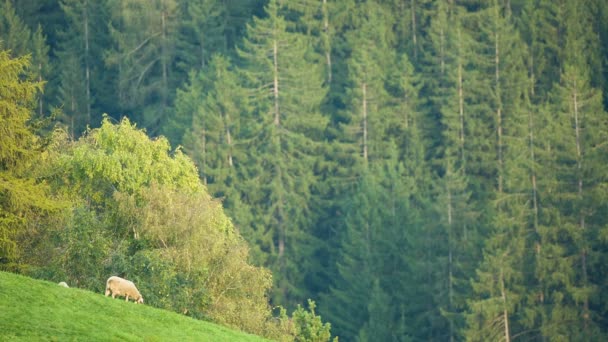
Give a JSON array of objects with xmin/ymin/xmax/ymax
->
[
  {"xmin": 105, "ymin": 276, "xmax": 144, "ymax": 304},
  {"xmin": 58, "ymin": 281, "xmax": 69, "ymax": 288}
]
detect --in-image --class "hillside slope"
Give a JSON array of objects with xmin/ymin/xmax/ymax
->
[{"xmin": 0, "ymin": 271, "xmax": 269, "ymax": 341}]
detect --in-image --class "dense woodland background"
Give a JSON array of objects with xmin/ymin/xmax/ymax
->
[{"xmin": 2, "ymin": 0, "xmax": 608, "ymax": 341}]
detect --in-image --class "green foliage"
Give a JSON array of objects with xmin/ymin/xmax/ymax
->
[
  {"xmin": 0, "ymin": 49, "xmax": 58, "ymax": 266},
  {"xmin": 55, "ymin": 206, "xmax": 112, "ymax": 290},
  {"xmin": 31, "ymin": 117, "xmax": 284, "ymax": 339},
  {"xmin": 59, "ymin": 116, "xmax": 202, "ymax": 203},
  {"xmin": 119, "ymin": 184, "xmax": 274, "ymax": 334},
  {"xmin": 292, "ymin": 300, "xmax": 333, "ymax": 342}
]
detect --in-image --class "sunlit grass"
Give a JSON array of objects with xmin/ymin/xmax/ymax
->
[{"xmin": 0, "ymin": 271, "xmax": 268, "ymax": 341}]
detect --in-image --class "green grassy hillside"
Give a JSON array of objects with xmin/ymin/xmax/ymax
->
[{"xmin": 0, "ymin": 271, "xmax": 269, "ymax": 341}]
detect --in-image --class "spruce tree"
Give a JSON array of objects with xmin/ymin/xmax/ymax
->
[
  {"xmin": 424, "ymin": 2, "xmax": 482, "ymax": 339},
  {"xmin": 29, "ymin": 24, "xmax": 50, "ymax": 118},
  {"xmin": 106, "ymin": 0, "xmax": 181, "ymax": 134},
  {"xmin": 176, "ymin": 0, "xmax": 227, "ymax": 71},
  {"xmin": 236, "ymin": 0, "xmax": 328, "ymax": 307},
  {"xmin": 321, "ymin": 167, "xmax": 380, "ymax": 341},
  {"xmin": 178, "ymin": 54, "xmax": 253, "ymax": 246},
  {"xmin": 464, "ymin": 1, "xmax": 534, "ymax": 340},
  {"xmin": 533, "ymin": 2, "xmax": 608, "ymax": 339},
  {"xmin": 0, "ymin": 0, "xmax": 30, "ymax": 57},
  {"xmin": 341, "ymin": 0, "xmax": 396, "ymax": 164},
  {"xmin": 55, "ymin": 0, "xmax": 110, "ymax": 136}
]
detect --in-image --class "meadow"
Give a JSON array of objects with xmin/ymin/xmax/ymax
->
[{"xmin": 0, "ymin": 271, "xmax": 268, "ymax": 341}]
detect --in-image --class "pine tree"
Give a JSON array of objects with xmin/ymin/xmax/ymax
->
[
  {"xmin": 179, "ymin": 54, "xmax": 252, "ymax": 237},
  {"xmin": 236, "ymin": 0, "xmax": 328, "ymax": 307},
  {"xmin": 106, "ymin": 0, "xmax": 181, "ymax": 134},
  {"xmin": 341, "ymin": 0, "xmax": 396, "ymax": 164},
  {"xmin": 0, "ymin": 0, "xmax": 30, "ymax": 57},
  {"xmin": 386, "ymin": 0, "xmax": 433, "ymax": 61},
  {"xmin": 29, "ymin": 24, "xmax": 50, "ymax": 118},
  {"xmin": 424, "ymin": 2, "xmax": 482, "ymax": 339},
  {"xmin": 533, "ymin": 2, "xmax": 608, "ymax": 339},
  {"xmin": 56, "ymin": 52, "xmax": 87, "ymax": 137},
  {"xmin": 165, "ymin": 0, "xmax": 231, "ymax": 146},
  {"xmin": 518, "ymin": 0, "xmax": 564, "ymax": 103},
  {"xmin": 281, "ymin": 0, "xmax": 334, "ymax": 84},
  {"xmin": 464, "ymin": 1, "xmax": 534, "ymax": 340},
  {"xmin": 323, "ymin": 139, "xmax": 434, "ymax": 341},
  {"xmin": 358, "ymin": 279, "xmax": 392, "ymax": 341},
  {"xmin": 321, "ymin": 167, "xmax": 380, "ymax": 341},
  {"xmin": 55, "ymin": 0, "xmax": 111, "ymax": 136},
  {"xmin": 176, "ymin": 0, "xmax": 227, "ymax": 71}
]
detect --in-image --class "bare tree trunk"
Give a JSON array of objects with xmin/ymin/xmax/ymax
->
[
  {"xmin": 447, "ymin": 167, "xmax": 455, "ymax": 342},
  {"xmin": 362, "ymin": 82, "xmax": 368, "ymax": 163},
  {"xmin": 201, "ymin": 129, "xmax": 207, "ymax": 185},
  {"xmin": 225, "ymin": 113, "xmax": 233, "ymax": 167},
  {"xmin": 572, "ymin": 87, "xmax": 590, "ymax": 327},
  {"xmin": 500, "ymin": 267, "xmax": 511, "ymax": 342},
  {"xmin": 457, "ymin": 27, "xmax": 466, "ymax": 174},
  {"xmin": 411, "ymin": 0, "xmax": 418, "ymax": 60},
  {"xmin": 273, "ymin": 39, "xmax": 280, "ymax": 126},
  {"xmin": 322, "ymin": 0, "xmax": 332, "ymax": 83},
  {"xmin": 457, "ymin": 27, "xmax": 468, "ymax": 242},
  {"xmin": 84, "ymin": 0, "xmax": 91, "ymax": 125},
  {"xmin": 278, "ymin": 181, "xmax": 285, "ymax": 260},
  {"xmin": 440, "ymin": 27, "xmax": 445, "ymax": 74},
  {"xmin": 161, "ymin": 3, "xmax": 168, "ymax": 111},
  {"xmin": 272, "ymin": 37, "xmax": 285, "ymax": 264},
  {"xmin": 38, "ymin": 63, "xmax": 43, "ymax": 117},
  {"xmin": 495, "ymin": 25, "xmax": 504, "ymax": 194}
]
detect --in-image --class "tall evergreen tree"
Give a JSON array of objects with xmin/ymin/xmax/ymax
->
[
  {"xmin": 176, "ymin": 0, "xmax": 228, "ymax": 70},
  {"xmin": 0, "ymin": 0, "xmax": 30, "ymax": 57},
  {"xmin": 236, "ymin": 0, "xmax": 328, "ymax": 307},
  {"xmin": 341, "ymin": 0, "xmax": 397, "ymax": 164},
  {"xmin": 518, "ymin": 0, "xmax": 564, "ymax": 103},
  {"xmin": 55, "ymin": 0, "xmax": 111, "ymax": 136},
  {"xmin": 323, "ymin": 139, "xmax": 434, "ymax": 341},
  {"xmin": 424, "ymin": 2, "xmax": 482, "ymax": 339},
  {"xmin": 464, "ymin": 1, "xmax": 534, "ymax": 341},
  {"xmin": 178, "ymin": 55, "xmax": 253, "ymax": 245},
  {"xmin": 322, "ymin": 167, "xmax": 377, "ymax": 341},
  {"xmin": 165, "ymin": 0, "xmax": 229, "ymax": 145},
  {"xmin": 29, "ymin": 24, "xmax": 50, "ymax": 118},
  {"xmin": 106, "ymin": 0, "xmax": 181, "ymax": 134},
  {"xmin": 533, "ymin": 2, "xmax": 608, "ymax": 339}
]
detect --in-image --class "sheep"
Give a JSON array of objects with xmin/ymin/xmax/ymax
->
[
  {"xmin": 58, "ymin": 281, "xmax": 69, "ymax": 288},
  {"xmin": 105, "ymin": 276, "xmax": 144, "ymax": 304}
]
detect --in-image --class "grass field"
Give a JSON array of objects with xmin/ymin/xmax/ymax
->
[{"xmin": 0, "ymin": 271, "xmax": 269, "ymax": 341}]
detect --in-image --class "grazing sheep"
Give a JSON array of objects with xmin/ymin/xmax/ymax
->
[
  {"xmin": 58, "ymin": 281, "xmax": 69, "ymax": 288},
  {"xmin": 105, "ymin": 276, "xmax": 144, "ymax": 304}
]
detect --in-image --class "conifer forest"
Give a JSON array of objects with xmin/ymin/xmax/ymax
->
[{"xmin": 2, "ymin": 0, "xmax": 608, "ymax": 340}]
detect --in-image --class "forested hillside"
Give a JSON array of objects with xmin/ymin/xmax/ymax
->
[{"xmin": 2, "ymin": 0, "xmax": 608, "ymax": 341}]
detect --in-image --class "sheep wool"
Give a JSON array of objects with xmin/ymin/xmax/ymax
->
[{"xmin": 105, "ymin": 276, "xmax": 144, "ymax": 304}]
